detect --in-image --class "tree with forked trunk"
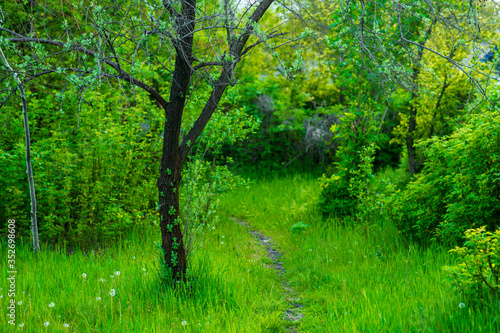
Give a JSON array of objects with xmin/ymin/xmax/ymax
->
[{"xmin": 0, "ymin": 0, "xmax": 306, "ymax": 279}]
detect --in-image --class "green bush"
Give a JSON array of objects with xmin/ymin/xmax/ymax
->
[
  {"xmin": 318, "ymin": 172, "xmax": 357, "ymax": 217},
  {"xmin": 443, "ymin": 227, "xmax": 500, "ymax": 306},
  {"xmin": 384, "ymin": 112, "xmax": 500, "ymax": 244},
  {"xmin": 0, "ymin": 89, "xmax": 161, "ymax": 245},
  {"xmin": 318, "ymin": 145, "xmax": 378, "ymax": 219},
  {"xmin": 317, "ymin": 103, "xmax": 380, "ymax": 219}
]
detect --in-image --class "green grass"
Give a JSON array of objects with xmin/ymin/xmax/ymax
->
[
  {"xmin": 1, "ymin": 219, "xmax": 286, "ymax": 332},
  {"xmin": 2, "ymin": 171, "xmax": 498, "ymax": 332},
  {"xmin": 220, "ymin": 173, "xmax": 500, "ymax": 332}
]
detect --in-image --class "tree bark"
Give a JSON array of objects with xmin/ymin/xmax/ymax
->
[
  {"xmin": 160, "ymin": 0, "xmax": 275, "ymax": 279},
  {"xmin": 405, "ymin": 88, "xmax": 418, "ymax": 174},
  {"xmin": 157, "ymin": 0, "xmax": 196, "ymax": 280}
]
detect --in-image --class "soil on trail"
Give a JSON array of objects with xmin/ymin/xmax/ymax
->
[{"xmin": 232, "ymin": 217, "xmax": 303, "ymax": 332}]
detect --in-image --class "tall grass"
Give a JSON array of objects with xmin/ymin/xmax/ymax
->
[
  {"xmin": 1, "ymin": 221, "xmax": 286, "ymax": 332},
  {"xmin": 220, "ymin": 173, "xmax": 499, "ymax": 332},
  {"xmin": 2, "ymin": 171, "xmax": 498, "ymax": 332}
]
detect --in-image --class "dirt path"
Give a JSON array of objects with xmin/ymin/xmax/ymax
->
[{"xmin": 232, "ymin": 217, "xmax": 303, "ymax": 332}]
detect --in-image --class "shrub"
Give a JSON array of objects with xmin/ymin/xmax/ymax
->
[
  {"xmin": 317, "ymin": 105, "xmax": 380, "ymax": 219},
  {"xmin": 0, "ymin": 89, "xmax": 161, "ymax": 245},
  {"xmin": 443, "ymin": 227, "xmax": 500, "ymax": 305},
  {"xmin": 384, "ymin": 112, "xmax": 500, "ymax": 244},
  {"xmin": 318, "ymin": 173, "xmax": 357, "ymax": 217},
  {"xmin": 318, "ymin": 143, "xmax": 377, "ymax": 219}
]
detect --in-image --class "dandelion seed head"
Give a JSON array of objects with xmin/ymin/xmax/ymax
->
[
  {"xmin": 44, "ymin": 322, "xmax": 49, "ymax": 327},
  {"xmin": 115, "ymin": 271, "xmax": 121, "ymax": 276},
  {"xmin": 96, "ymin": 297, "xmax": 101, "ymax": 301},
  {"xmin": 64, "ymin": 323, "xmax": 69, "ymax": 327},
  {"xmin": 110, "ymin": 289, "xmax": 116, "ymax": 296},
  {"xmin": 17, "ymin": 301, "xmax": 22, "ymax": 305},
  {"xmin": 82, "ymin": 273, "xmax": 87, "ymax": 278},
  {"xmin": 49, "ymin": 302, "xmax": 55, "ymax": 308},
  {"xmin": 181, "ymin": 320, "xmax": 187, "ymax": 326},
  {"xmin": 19, "ymin": 323, "xmax": 24, "ymax": 327},
  {"xmin": 459, "ymin": 303, "xmax": 466, "ymax": 308}
]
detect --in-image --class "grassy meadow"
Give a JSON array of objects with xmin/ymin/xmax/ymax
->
[{"xmin": 1, "ymin": 172, "xmax": 498, "ymax": 332}]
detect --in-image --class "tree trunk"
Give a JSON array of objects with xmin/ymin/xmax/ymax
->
[
  {"xmin": 0, "ymin": 47, "xmax": 40, "ymax": 252},
  {"xmin": 157, "ymin": 143, "xmax": 187, "ymax": 279},
  {"xmin": 405, "ymin": 91, "xmax": 418, "ymax": 174},
  {"xmin": 405, "ymin": 21, "xmax": 435, "ymax": 174},
  {"xmin": 157, "ymin": 60, "xmax": 192, "ymax": 279},
  {"xmin": 155, "ymin": 0, "xmax": 197, "ymax": 280},
  {"xmin": 156, "ymin": 0, "xmax": 274, "ymax": 280}
]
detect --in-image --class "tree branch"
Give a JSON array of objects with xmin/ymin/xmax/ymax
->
[
  {"xmin": 179, "ymin": 0, "xmax": 276, "ymax": 162},
  {"xmin": 4, "ymin": 35, "xmax": 169, "ymax": 107},
  {"xmin": 193, "ymin": 61, "xmax": 223, "ymax": 71}
]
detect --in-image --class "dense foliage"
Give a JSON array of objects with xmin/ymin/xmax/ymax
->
[
  {"xmin": 444, "ymin": 227, "xmax": 500, "ymax": 306},
  {"xmin": 1, "ymin": 0, "xmax": 500, "ymax": 318},
  {"xmin": 0, "ymin": 88, "xmax": 162, "ymax": 244},
  {"xmin": 385, "ymin": 112, "xmax": 500, "ymax": 244}
]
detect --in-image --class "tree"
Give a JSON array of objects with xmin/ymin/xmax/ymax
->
[
  {"xmin": 0, "ymin": 0, "xmax": 303, "ymax": 280},
  {"xmin": 0, "ymin": 39, "xmax": 39, "ymax": 253},
  {"xmin": 330, "ymin": 0, "xmax": 500, "ymax": 173}
]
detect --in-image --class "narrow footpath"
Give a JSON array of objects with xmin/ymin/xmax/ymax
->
[{"xmin": 232, "ymin": 217, "xmax": 303, "ymax": 332}]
